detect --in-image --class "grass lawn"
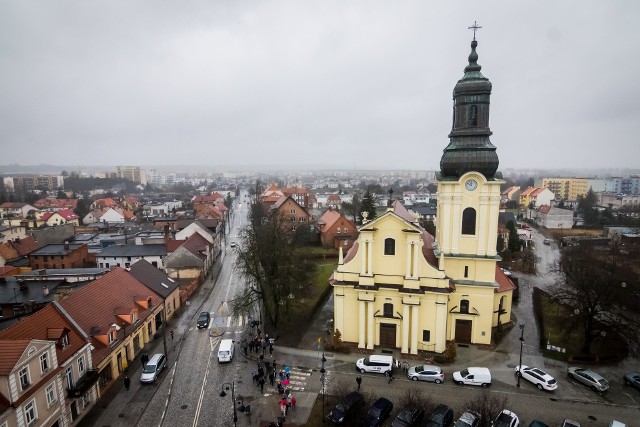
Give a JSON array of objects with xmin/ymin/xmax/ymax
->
[
  {"xmin": 271, "ymin": 259, "xmax": 336, "ymax": 347},
  {"xmin": 302, "ymin": 394, "xmax": 339, "ymax": 426},
  {"xmin": 538, "ymin": 291, "xmax": 583, "ymax": 360}
]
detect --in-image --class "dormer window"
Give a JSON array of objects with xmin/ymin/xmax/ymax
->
[
  {"xmin": 40, "ymin": 352, "xmax": 50, "ymax": 373},
  {"xmin": 60, "ymin": 334, "xmax": 70, "ymax": 349},
  {"xmin": 108, "ymin": 329, "xmax": 116, "ymax": 344},
  {"xmin": 131, "ymin": 310, "xmax": 138, "ymax": 324},
  {"xmin": 19, "ymin": 366, "xmax": 30, "ymax": 390}
]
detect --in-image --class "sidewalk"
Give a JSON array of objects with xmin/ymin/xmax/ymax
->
[{"xmin": 77, "ymin": 260, "xmax": 223, "ymax": 427}]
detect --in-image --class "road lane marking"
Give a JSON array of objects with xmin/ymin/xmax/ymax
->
[{"xmin": 192, "ymin": 352, "xmax": 213, "ymax": 427}]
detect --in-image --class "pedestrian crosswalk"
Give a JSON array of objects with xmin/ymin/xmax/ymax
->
[
  {"xmin": 187, "ymin": 314, "xmax": 248, "ymax": 333},
  {"xmin": 287, "ymin": 367, "xmax": 312, "ymax": 392}
]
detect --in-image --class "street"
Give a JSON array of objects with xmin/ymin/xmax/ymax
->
[{"xmin": 129, "ymin": 206, "xmax": 639, "ymax": 427}]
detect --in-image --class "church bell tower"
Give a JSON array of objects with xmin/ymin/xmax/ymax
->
[{"xmin": 435, "ymin": 31, "xmax": 504, "ymax": 285}]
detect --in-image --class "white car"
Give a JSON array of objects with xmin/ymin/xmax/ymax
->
[
  {"xmin": 230, "ymin": 241, "xmax": 237, "ymax": 248},
  {"xmin": 515, "ymin": 365, "xmax": 558, "ymax": 391}
]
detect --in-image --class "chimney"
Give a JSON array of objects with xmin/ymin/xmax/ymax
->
[
  {"xmin": 164, "ymin": 224, "xmax": 170, "ymax": 246},
  {"xmin": 388, "ymin": 188, "xmax": 394, "ymax": 208},
  {"xmin": 43, "ymin": 285, "xmax": 49, "ymax": 296}
]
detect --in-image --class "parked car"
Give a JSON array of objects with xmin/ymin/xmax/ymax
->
[
  {"xmin": 514, "ymin": 365, "xmax": 558, "ymax": 391},
  {"xmin": 328, "ymin": 391, "xmax": 363, "ymax": 424},
  {"xmin": 623, "ymin": 372, "xmax": 640, "ymax": 391},
  {"xmin": 197, "ymin": 311, "xmax": 211, "ymax": 329},
  {"xmin": 407, "ymin": 364, "xmax": 444, "ymax": 383},
  {"xmin": 453, "ymin": 367, "xmax": 491, "ymax": 387},
  {"xmin": 492, "ymin": 409, "xmax": 519, "ymax": 427},
  {"xmin": 140, "ymin": 353, "xmax": 166, "ymax": 383},
  {"xmin": 543, "ymin": 238, "xmax": 552, "ymax": 245},
  {"xmin": 500, "ymin": 267, "xmax": 512, "ymax": 277},
  {"xmin": 528, "ymin": 421, "xmax": 549, "ymax": 427},
  {"xmin": 567, "ymin": 367, "xmax": 609, "ymax": 392},
  {"xmin": 362, "ymin": 397, "xmax": 393, "ymax": 427},
  {"xmin": 561, "ymin": 420, "xmax": 581, "ymax": 427},
  {"xmin": 391, "ymin": 405, "xmax": 424, "ymax": 427},
  {"xmin": 230, "ymin": 241, "xmax": 237, "ymax": 247},
  {"xmin": 355, "ymin": 354, "xmax": 398, "ymax": 375},
  {"xmin": 424, "ymin": 404, "xmax": 454, "ymax": 427},
  {"xmin": 454, "ymin": 410, "xmax": 481, "ymax": 427}
]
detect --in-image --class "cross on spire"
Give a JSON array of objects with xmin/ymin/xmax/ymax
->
[{"xmin": 468, "ymin": 21, "xmax": 482, "ymax": 41}]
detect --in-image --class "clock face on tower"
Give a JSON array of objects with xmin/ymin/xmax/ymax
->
[{"xmin": 465, "ymin": 179, "xmax": 478, "ymax": 191}]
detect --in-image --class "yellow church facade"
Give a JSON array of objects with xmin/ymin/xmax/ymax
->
[{"xmin": 331, "ymin": 35, "xmax": 515, "ymax": 354}]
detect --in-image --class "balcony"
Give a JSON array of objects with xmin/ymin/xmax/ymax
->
[{"xmin": 67, "ymin": 370, "xmax": 99, "ymax": 398}]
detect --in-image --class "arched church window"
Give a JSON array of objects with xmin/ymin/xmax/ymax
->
[
  {"xmin": 469, "ymin": 105, "xmax": 478, "ymax": 127},
  {"xmin": 384, "ymin": 238, "xmax": 395, "ymax": 255},
  {"xmin": 461, "ymin": 208, "xmax": 476, "ymax": 235},
  {"xmin": 460, "ymin": 299, "xmax": 469, "ymax": 314},
  {"xmin": 383, "ymin": 303, "xmax": 393, "ymax": 317}
]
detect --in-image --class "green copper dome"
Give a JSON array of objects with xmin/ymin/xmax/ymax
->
[{"xmin": 440, "ymin": 39, "xmax": 499, "ymax": 179}]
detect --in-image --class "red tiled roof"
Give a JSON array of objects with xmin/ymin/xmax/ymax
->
[
  {"xmin": 0, "ymin": 266, "xmax": 20, "ymax": 277},
  {"xmin": 0, "ymin": 243, "xmax": 19, "ymax": 261},
  {"xmin": 182, "ymin": 232, "xmax": 210, "ymax": 256},
  {"xmin": 95, "ymin": 198, "xmax": 118, "ymax": 208},
  {"xmin": 0, "ymin": 304, "xmax": 87, "ymax": 366},
  {"xmin": 43, "ymin": 209, "xmax": 79, "ymax": 221},
  {"xmin": 327, "ymin": 194, "xmax": 342, "ymax": 202},
  {"xmin": 495, "ymin": 266, "xmax": 517, "ymax": 293},
  {"xmin": 166, "ymin": 240, "xmax": 187, "ymax": 252},
  {"xmin": 318, "ymin": 210, "xmax": 342, "ymax": 231},
  {"xmin": 58, "ymin": 268, "xmax": 162, "ymax": 364},
  {"xmin": 420, "ymin": 230, "xmax": 438, "ymax": 267},
  {"xmin": 392, "ymin": 200, "xmax": 416, "ymax": 223},
  {"xmin": 34, "ymin": 198, "xmax": 78, "ymax": 210},
  {"xmin": 0, "ymin": 339, "xmax": 32, "ymax": 375},
  {"xmin": 343, "ymin": 241, "xmax": 359, "ymax": 263},
  {"xmin": 537, "ymin": 204, "xmax": 552, "ymax": 214},
  {"xmin": 530, "ymin": 188, "xmax": 546, "ymax": 197},
  {"xmin": 519, "ymin": 187, "xmax": 536, "ymax": 196}
]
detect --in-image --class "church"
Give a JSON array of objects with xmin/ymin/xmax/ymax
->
[{"xmin": 330, "ymin": 35, "xmax": 516, "ymax": 354}]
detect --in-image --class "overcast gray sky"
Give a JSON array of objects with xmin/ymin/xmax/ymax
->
[{"xmin": 1, "ymin": 1, "xmax": 638, "ymax": 171}]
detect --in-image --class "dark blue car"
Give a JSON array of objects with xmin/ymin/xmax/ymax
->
[
  {"xmin": 362, "ymin": 397, "xmax": 393, "ymax": 427},
  {"xmin": 328, "ymin": 391, "xmax": 363, "ymax": 424}
]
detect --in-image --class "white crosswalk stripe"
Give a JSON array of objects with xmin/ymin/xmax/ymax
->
[{"xmin": 282, "ymin": 367, "xmax": 313, "ymax": 392}]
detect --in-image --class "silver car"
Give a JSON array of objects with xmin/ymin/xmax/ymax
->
[
  {"xmin": 567, "ymin": 367, "xmax": 609, "ymax": 392},
  {"xmin": 407, "ymin": 364, "xmax": 444, "ymax": 383}
]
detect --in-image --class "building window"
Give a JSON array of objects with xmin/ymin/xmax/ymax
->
[
  {"xmin": 464, "ymin": 266, "xmax": 469, "ymax": 278},
  {"xmin": 60, "ymin": 334, "xmax": 69, "ymax": 349},
  {"xmin": 82, "ymin": 392, "xmax": 91, "ymax": 407},
  {"xmin": 45, "ymin": 383, "xmax": 56, "ymax": 406},
  {"xmin": 468, "ymin": 104, "xmax": 478, "ymax": 127},
  {"xmin": 461, "ymin": 208, "xmax": 476, "ymax": 235},
  {"xmin": 290, "ymin": 209, "xmax": 296, "ymax": 214},
  {"xmin": 384, "ymin": 238, "xmax": 395, "ymax": 255},
  {"xmin": 460, "ymin": 299, "xmax": 470, "ymax": 314},
  {"xmin": 40, "ymin": 353, "xmax": 49, "ymax": 373},
  {"xmin": 422, "ymin": 330, "xmax": 431, "ymax": 341},
  {"xmin": 78, "ymin": 355, "xmax": 86, "ymax": 375},
  {"xmin": 24, "ymin": 400, "xmax": 37, "ymax": 425},
  {"xmin": 65, "ymin": 366, "xmax": 73, "ymax": 389},
  {"xmin": 383, "ymin": 303, "xmax": 394, "ymax": 317},
  {"xmin": 19, "ymin": 366, "xmax": 30, "ymax": 390},
  {"xmin": 337, "ymin": 228, "xmax": 341, "ymax": 234},
  {"xmin": 108, "ymin": 330, "xmax": 116, "ymax": 344}
]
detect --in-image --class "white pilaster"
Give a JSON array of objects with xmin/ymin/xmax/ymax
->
[
  {"xmin": 401, "ymin": 304, "xmax": 409, "ymax": 354},
  {"xmin": 358, "ymin": 300, "xmax": 366, "ymax": 348},
  {"xmin": 361, "ymin": 241, "xmax": 367, "ymax": 275},
  {"xmin": 410, "ymin": 305, "xmax": 419, "ymax": 355},
  {"xmin": 367, "ymin": 239, "xmax": 373, "ymax": 275},
  {"xmin": 435, "ymin": 302, "xmax": 447, "ymax": 353},
  {"xmin": 451, "ymin": 194, "xmax": 462, "ymax": 253},
  {"xmin": 477, "ymin": 195, "xmax": 489, "ymax": 256},
  {"xmin": 366, "ymin": 301, "xmax": 374, "ymax": 350}
]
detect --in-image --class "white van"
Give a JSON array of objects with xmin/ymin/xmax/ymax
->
[
  {"xmin": 453, "ymin": 367, "xmax": 492, "ymax": 387},
  {"xmin": 218, "ymin": 339, "xmax": 234, "ymax": 363},
  {"xmin": 355, "ymin": 355, "xmax": 398, "ymax": 375}
]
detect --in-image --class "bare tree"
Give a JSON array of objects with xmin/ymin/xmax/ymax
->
[
  {"xmin": 550, "ymin": 243, "xmax": 640, "ymax": 354},
  {"xmin": 398, "ymin": 388, "xmax": 434, "ymax": 414},
  {"xmin": 465, "ymin": 391, "xmax": 509, "ymax": 427},
  {"xmin": 231, "ymin": 195, "xmax": 314, "ymax": 329}
]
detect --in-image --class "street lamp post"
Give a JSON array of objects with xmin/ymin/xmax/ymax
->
[
  {"xmin": 220, "ymin": 381, "xmax": 238, "ymax": 427},
  {"xmin": 517, "ymin": 323, "xmax": 525, "ymax": 387}
]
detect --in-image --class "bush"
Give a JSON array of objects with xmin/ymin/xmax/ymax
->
[{"xmin": 434, "ymin": 340, "xmax": 457, "ymax": 364}]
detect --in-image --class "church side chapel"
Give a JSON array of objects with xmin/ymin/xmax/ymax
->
[{"xmin": 331, "ymin": 30, "xmax": 516, "ymax": 355}]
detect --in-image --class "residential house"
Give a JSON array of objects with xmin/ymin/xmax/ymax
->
[
  {"xmin": 0, "ymin": 237, "xmax": 41, "ymax": 269},
  {"xmin": 536, "ymin": 177, "xmax": 588, "ymax": 201},
  {"xmin": 260, "ymin": 184, "xmax": 284, "ymax": 208},
  {"xmin": 0, "ymin": 203, "xmax": 38, "ymax": 220},
  {"xmin": 0, "ymin": 303, "xmax": 97, "ymax": 425},
  {"xmin": 0, "ymin": 226, "xmax": 27, "ymax": 244},
  {"xmin": 500, "ymin": 186, "xmax": 521, "ymax": 203},
  {"xmin": 58, "ymin": 268, "xmax": 163, "ymax": 397},
  {"xmin": 316, "ymin": 209, "xmax": 358, "ymax": 250},
  {"xmin": 96, "ymin": 207, "xmax": 133, "ymax": 224},
  {"xmin": 40, "ymin": 210, "xmax": 80, "ymax": 227},
  {"xmin": 120, "ymin": 197, "xmax": 141, "ymax": 212},
  {"xmin": 129, "ymin": 260, "xmax": 181, "ymax": 321},
  {"xmin": 0, "ymin": 276, "xmax": 63, "ymax": 318},
  {"xmin": 326, "ymin": 194, "xmax": 342, "ymax": 209},
  {"xmin": 598, "ymin": 192, "xmax": 640, "ymax": 210},
  {"xmin": 96, "ymin": 244, "xmax": 167, "ymax": 271},
  {"xmin": 533, "ymin": 205, "xmax": 574, "ymax": 229},
  {"xmin": 143, "ymin": 201, "xmax": 182, "ymax": 216},
  {"xmin": 29, "ymin": 243, "xmax": 91, "ymax": 270},
  {"xmin": 0, "ymin": 339, "xmax": 66, "ymax": 427},
  {"xmin": 33, "ymin": 199, "xmax": 78, "ymax": 212},
  {"xmin": 271, "ymin": 196, "xmax": 311, "ymax": 231},
  {"xmin": 518, "ymin": 187, "xmax": 555, "ymax": 208},
  {"xmin": 90, "ymin": 198, "xmax": 119, "ymax": 211},
  {"xmin": 283, "ymin": 187, "xmax": 310, "ymax": 208},
  {"xmin": 192, "ymin": 192, "xmax": 225, "ymax": 205},
  {"xmin": 410, "ymin": 205, "xmax": 437, "ymax": 222}
]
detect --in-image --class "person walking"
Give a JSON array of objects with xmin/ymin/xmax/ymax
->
[
  {"xmin": 259, "ymin": 376, "xmax": 265, "ymax": 393},
  {"xmin": 402, "ymin": 361, "xmax": 409, "ymax": 373},
  {"xmin": 356, "ymin": 375, "xmax": 362, "ymax": 391},
  {"xmin": 124, "ymin": 375, "xmax": 131, "ymax": 391},
  {"xmin": 387, "ymin": 370, "xmax": 394, "ymax": 384},
  {"xmin": 141, "ymin": 353, "xmax": 148, "ymax": 367},
  {"xmin": 291, "ymin": 395, "xmax": 297, "ymax": 410},
  {"xmin": 269, "ymin": 343, "xmax": 273, "ymax": 357},
  {"xmin": 170, "ymin": 330, "xmax": 174, "ymax": 341},
  {"xmin": 268, "ymin": 370, "xmax": 275, "ymax": 386}
]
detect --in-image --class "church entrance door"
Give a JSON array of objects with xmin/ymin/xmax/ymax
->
[
  {"xmin": 379, "ymin": 323, "xmax": 396, "ymax": 348},
  {"xmin": 455, "ymin": 319, "xmax": 472, "ymax": 344}
]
